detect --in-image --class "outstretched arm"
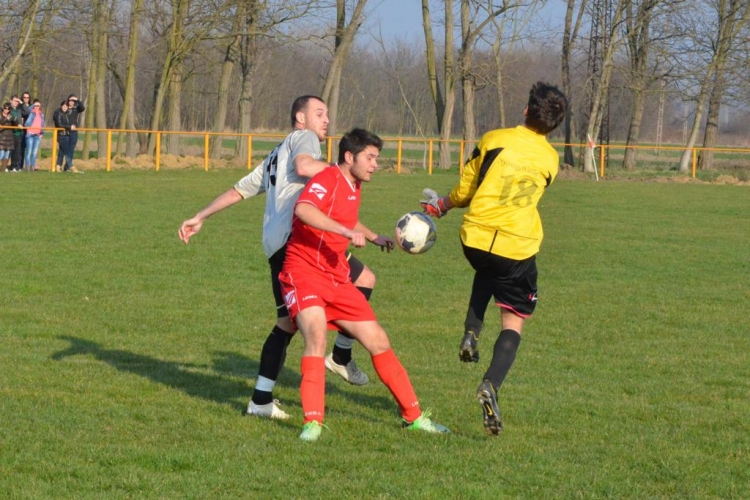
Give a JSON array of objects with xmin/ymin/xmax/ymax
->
[
  {"xmin": 295, "ymin": 202, "xmax": 367, "ymax": 247},
  {"xmin": 354, "ymin": 221, "xmax": 395, "ymax": 252},
  {"xmin": 178, "ymin": 188, "xmax": 243, "ymax": 244}
]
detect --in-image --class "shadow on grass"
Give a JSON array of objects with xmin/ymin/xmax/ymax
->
[
  {"xmin": 51, "ymin": 336, "xmax": 259, "ymax": 413},
  {"xmin": 51, "ymin": 337, "xmax": 395, "ymax": 417}
]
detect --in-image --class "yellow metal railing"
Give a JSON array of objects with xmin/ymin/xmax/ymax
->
[{"xmin": 4, "ymin": 125, "xmax": 748, "ymax": 178}]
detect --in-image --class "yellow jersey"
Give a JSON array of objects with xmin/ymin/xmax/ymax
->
[{"xmin": 448, "ymin": 125, "xmax": 559, "ymax": 260}]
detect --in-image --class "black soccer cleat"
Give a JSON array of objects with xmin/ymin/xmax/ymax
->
[
  {"xmin": 459, "ymin": 331, "xmax": 480, "ymax": 363},
  {"xmin": 477, "ymin": 380, "xmax": 503, "ymax": 436}
]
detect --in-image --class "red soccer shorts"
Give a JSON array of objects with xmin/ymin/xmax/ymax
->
[{"xmin": 278, "ymin": 269, "xmax": 376, "ymax": 329}]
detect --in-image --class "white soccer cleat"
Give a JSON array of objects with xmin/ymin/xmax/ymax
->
[
  {"xmin": 246, "ymin": 399, "xmax": 290, "ymax": 420},
  {"xmin": 325, "ymin": 354, "xmax": 370, "ymax": 386}
]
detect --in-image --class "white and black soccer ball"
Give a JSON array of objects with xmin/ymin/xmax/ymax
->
[{"xmin": 394, "ymin": 212, "xmax": 437, "ymax": 254}]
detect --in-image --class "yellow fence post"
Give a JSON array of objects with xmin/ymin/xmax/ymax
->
[
  {"xmin": 204, "ymin": 134, "xmax": 209, "ymax": 172},
  {"xmin": 692, "ymin": 148, "xmax": 697, "ymax": 178},
  {"xmin": 428, "ymin": 140, "xmax": 433, "ymax": 175},
  {"xmin": 247, "ymin": 134, "xmax": 253, "ymax": 170},
  {"xmin": 51, "ymin": 129, "xmax": 58, "ymax": 172},
  {"xmin": 397, "ymin": 139, "xmax": 402, "ymax": 174},
  {"xmin": 599, "ymin": 144, "xmax": 605, "ymax": 178},
  {"xmin": 459, "ymin": 141, "xmax": 465, "ymax": 176},
  {"xmin": 155, "ymin": 133, "xmax": 161, "ymax": 172},
  {"xmin": 106, "ymin": 130, "xmax": 112, "ymax": 172}
]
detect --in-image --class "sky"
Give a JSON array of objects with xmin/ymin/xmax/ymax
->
[
  {"xmin": 364, "ymin": 0, "xmax": 568, "ymax": 45},
  {"xmin": 365, "ymin": 0, "xmax": 425, "ymax": 44}
]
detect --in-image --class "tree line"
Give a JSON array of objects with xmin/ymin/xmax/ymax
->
[{"xmin": 1, "ymin": 0, "xmax": 748, "ymax": 172}]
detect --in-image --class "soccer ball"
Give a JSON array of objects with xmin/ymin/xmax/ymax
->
[{"xmin": 394, "ymin": 212, "xmax": 437, "ymax": 254}]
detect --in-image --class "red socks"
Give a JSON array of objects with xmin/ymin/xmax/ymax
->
[
  {"xmin": 372, "ymin": 349, "xmax": 421, "ymax": 423},
  {"xmin": 300, "ymin": 356, "xmax": 326, "ymax": 424}
]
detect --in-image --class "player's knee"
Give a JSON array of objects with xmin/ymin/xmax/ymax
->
[
  {"xmin": 276, "ymin": 317, "xmax": 297, "ymax": 334},
  {"xmin": 354, "ymin": 266, "xmax": 376, "ymax": 289}
]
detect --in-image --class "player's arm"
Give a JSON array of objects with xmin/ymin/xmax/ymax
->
[
  {"xmin": 234, "ymin": 161, "xmax": 267, "ymax": 199},
  {"xmin": 178, "ymin": 188, "xmax": 244, "ymax": 244},
  {"xmin": 447, "ymin": 145, "xmax": 482, "ymax": 208},
  {"xmin": 354, "ymin": 221, "xmax": 395, "ymax": 252},
  {"xmin": 293, "ymin": 153, "xmax": 330, "ymax": 179},
  {"xmin": 295, "ymin": 202, "xmax": 367, "ymax": 248},
  {"xmin": 421, "ymin": 146, "xmax": 484, "ymax": 218}
]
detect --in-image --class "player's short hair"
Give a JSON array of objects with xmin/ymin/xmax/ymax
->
[
  {"xmin": 290, "ymin": 95, "xmax": 324, "ymax": 128},
  {"xmin": 337, "ymin": 128, "xmax": 383, "ymax": 164},
  {"xmin": 524, "ymin": 82, "xmax": 567, "ymax": 135}
]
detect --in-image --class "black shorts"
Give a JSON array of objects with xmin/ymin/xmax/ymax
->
[
  {"xmin": 268, "ymin": 246, "xmax": 365, "ymax": 319},
  {"xmin": 462, "ymin": 243, "xmax": 538, "ymax": 317}
]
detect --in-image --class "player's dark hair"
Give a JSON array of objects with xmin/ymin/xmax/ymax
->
[
  {"xmin": 524, "ymin": 82, "xmax": 567, "ymax": 135},
  {"xmin": 290, "ymin": 95, "xmax": 324, "ymax": 128},
  {"xmin": 337, "ymin": 128, "xmax": 383, "ymax": 164}
]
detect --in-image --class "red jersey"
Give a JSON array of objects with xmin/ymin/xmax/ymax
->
[{"xmin": 284, "ymin": 165, "xmax": 361, "ymax": 284}]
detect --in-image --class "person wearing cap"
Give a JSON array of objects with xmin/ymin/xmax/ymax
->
[
  {"xmin": 23, "ymin": 100, "xmax": 45, "ymax": 171},
  {"xmin": 66, "ymin": 95, "xmax": 85, "ymax": 172}
]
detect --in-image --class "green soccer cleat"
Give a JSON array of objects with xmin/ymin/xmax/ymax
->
[
  {"xmin": 477, "ymin": 380, "xmax": 503, "ymax": 436},
  {"xmin": 403, "ymin": 411, "xmax": 451, "ymax": 434},
  {"xmin": 299, "ymin": 421, "xmax": 324, "ymax": 442}
]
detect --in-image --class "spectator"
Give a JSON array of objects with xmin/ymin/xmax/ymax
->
[
  {"xmin": 9, "ymin": 95, "xmax": 24, "ymax": 171},
  {"xmin": 53, "ymin": 100, "xmax": 74, "ymax": 172},
  {"xmin": 20, "ymin": 91, "xmax": 31, "ymax": 166},
  {"xmin": 66, "ymin": 94, "xmax": 85, "ymax": 172},
  {"xmin": 23, "ymin": 100, "xmax": 44, "ymax": 172},
  {"xmin": 0, "ymin": 102, "xmax": 15, "ymax": 172}
]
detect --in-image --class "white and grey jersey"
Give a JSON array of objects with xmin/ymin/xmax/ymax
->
[{"xmin": 234, "ymin": 129, "xmax": 324, "ymax": 257}]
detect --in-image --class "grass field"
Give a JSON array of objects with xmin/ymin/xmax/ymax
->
[{"xmin": 2, "ymin": 170, "xmax": 749, "ymax": 499}]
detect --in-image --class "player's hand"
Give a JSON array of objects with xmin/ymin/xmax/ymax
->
[
  {"xmin": 343, "ymin": 229, "xmax": 367, "ymax": 248},
  {"xmin": 420, "ymin": 188, "xmax": 447, "ymax": 218},
  {"xmin": 178, "ymin": 218, "xmax": 203, "ymax": 244},
  {"xmin": 370, "ymin": 235, "xmax": 395, "ymax": 253}
]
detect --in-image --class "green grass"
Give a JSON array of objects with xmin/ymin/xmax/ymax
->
[{"xmin": 1, "ymin": 170, "xmax": 749, "ymax": 499}]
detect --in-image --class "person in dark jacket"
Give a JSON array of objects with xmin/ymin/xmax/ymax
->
[
  {"xmin": 9, "ymin": 96, "xmax": 24, "ymax": 171},
  {"xmin": 53, "ymin": 100, "xmax": 74, "ymax": 172},
  {"xmin": 0, "ymin": 102, "xmax": 15, "ymax": 172},
  {"xmin": 66, "ymin": 95, "xmax": 85, "ymax": 169}
]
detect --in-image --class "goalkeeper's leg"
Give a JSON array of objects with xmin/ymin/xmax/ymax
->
[{"xmin": 460, "ymin": 272, "xmax": 493, "ymax": 362}]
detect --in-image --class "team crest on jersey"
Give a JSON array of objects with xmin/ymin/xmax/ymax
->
[
  {"xmin": 284, "ymin": 290, "xmax": 297, "ymax": 307},
  {"xmin": 308, "ymin": 182, "xmax": 328, "ymax": 200},
  {"xmin": 529, "ymin": 292, "xmax": 538, "ymax": 302}
]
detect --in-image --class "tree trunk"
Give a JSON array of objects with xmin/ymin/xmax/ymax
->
[
  {"xmin": 0, "ymin": 0, "xmax": 40, "ymax": 90},
  {"xmin": 116, "ymin": 0, "xmax": 143, "ymax": 158},
  {"xmin": 438, "ymin": 0, "xmax": 454, "ymax": 170},
  {"xmin": 166, "ymin": 66, "xmax": 183, "ymax": 154},
  {"xmin": 562, "ymin": 0, "xmax": 587, "ymax": 168},
  {"xmin": 421, "ymin": 0, "xmax": 444, "ymax": 130},
  {"xmin": 622, "ymin": 86, "xmax": 645, "ymax": 170},
  {"xmin": 210, "ymin": 9, "xmax": 242, "ymax": 160},
  {"xmin": 583, "ymin": 0, "xmax": 627, "ymax": 173},
  {"xmin": 321, "ymin": 0, "xmax": 368, "ymax": 137},
  {"xmin": 95, "ymin": 2, "xmax": 112, "ymax": 160}
]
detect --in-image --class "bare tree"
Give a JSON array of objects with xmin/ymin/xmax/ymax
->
[
  {"xmin": 582, "ymin": 0, "xmax": 628, "ymax": 173},
  {"xmin": 422, "ymin": 0, "xmax": 456, "ymax": 170},
  {"xmin": 0, "ymin": 0, "xmax": 42, "ymax": 92},
  {"xmin": 621, "ymin": 0, "xmax": 676, "ymax": 170},
  {"xmin": 458, "ymin": 0, "xmax": 518, "ymax": 145},
  {"xmin": 561, "ymin": 0, "xmax": 588, "ymax": 167},
  {"xmin": 678, "ymin": 0, "xmax": 750, "ymax": 172},
  {"xmin": 321, "ymin": 0, "xmax": 368, "ymax": 137},
  {"xmin": 147, "ymin": 0, "xmax": 231, "ymax": 155},
  {"xmin": 116, "ymin": 0, "xmax": 144, "ymax": 158}
]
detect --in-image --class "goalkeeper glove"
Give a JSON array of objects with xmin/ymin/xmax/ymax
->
[{"xmin": 420, "ymin": 188, "xmax": 447, "ymax": 218}]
